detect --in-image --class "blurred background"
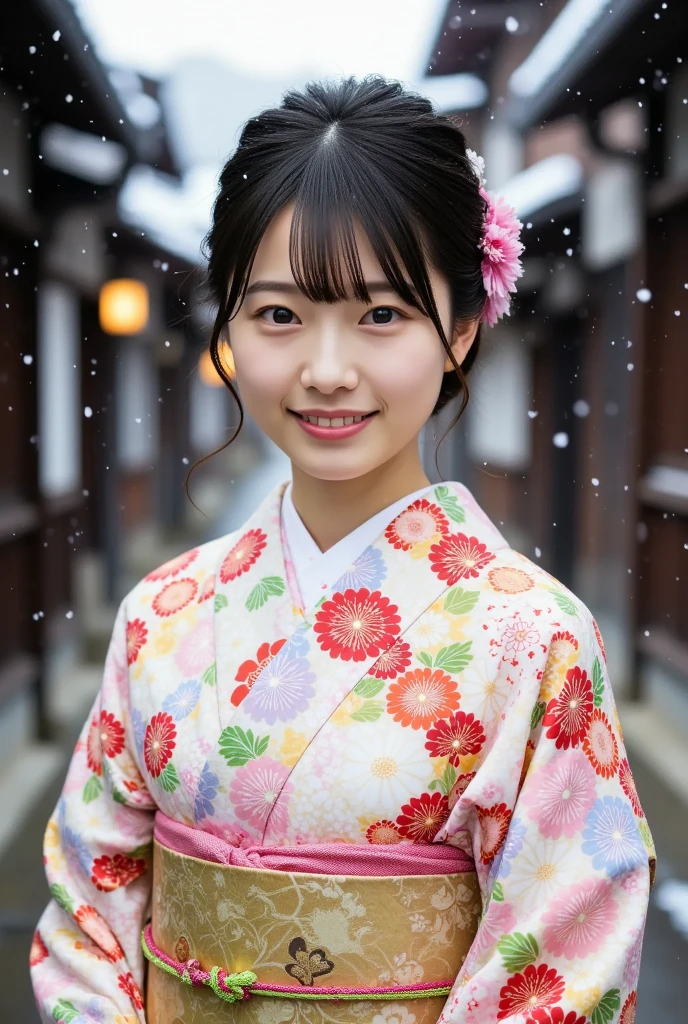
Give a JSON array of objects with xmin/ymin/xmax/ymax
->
[{"xmin": 0, "ymin": 0, "xmax": 686, "ymax": 1017}]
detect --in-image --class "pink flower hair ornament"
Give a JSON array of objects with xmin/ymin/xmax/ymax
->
[{"xmin": 467, "ymin": 149, "xmax": 525, "ymax": 327}]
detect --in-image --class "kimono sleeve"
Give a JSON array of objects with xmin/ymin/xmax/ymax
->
[
  {"xmin": 30, "ymin": 600, "xmax": 157, "ymax": 1024},
  {"xmin": 440, "ymin": 608, "xmax": 653, "ymax": 1024}
]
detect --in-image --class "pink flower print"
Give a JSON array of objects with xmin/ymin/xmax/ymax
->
[
  {"xmin": 471, "ymin": 899, "xmax": 517, "ymax": 959},
  {"xmin": 501, "ymin": 619, "xmax": 539, "ymax": 653},
  {"xmin": 229, "ymin": 756, "xmax": 292, "ymax": 835},
  {"xmin": 174, "ymin": 619, "xmax": 214, "ymax": 676},
  {"xmin": 624, "ymin": 926, "xmax": 645, "ymax": 988},
  {"xmin": 522, "ymin": 751, "xmax": 597, "ymax": 839},
  {"xmin": 543, "ymin": 876, "xmax": 619, "ymax": 959}
]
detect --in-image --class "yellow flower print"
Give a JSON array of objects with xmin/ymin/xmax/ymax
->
[
  {"xmin": 565, "ymin": 965, "xmax": 601, "ymax": 1016},
  {"xmin": 446, "ymin": 614, "xmax": 468, "ymax": 643},
  {"xmin": 279, "ymin": 728, "xmax": 309, "ymax": 767},
  {"xmin": 45, "ymin": 819, "xmax": 60, "ymax": 850},
  {"xmin": 540, "ymin": 631, "xmax": 579, "ymax": 701},
  {"xmin": 408, "ymin": 536, "xmax": 436, "ymax": 561},
  {"xmin": 431, "ymin": 756, "xmax": 449, "ymax": 779},
  {"xmin": 153, "ymin": 623, "xmax": 177, "ymax": 656},
  {"xmin": 332, "ymin": 692, "xmax": 364, "ymax": 725},
  {"xmin": 613, "ymin": 705, "xmax": 624, "ymax": 742}
]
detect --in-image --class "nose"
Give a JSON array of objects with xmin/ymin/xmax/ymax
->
[{"xmin": 300, "ymin": 321, "xmax": 359, "ymax": 393}]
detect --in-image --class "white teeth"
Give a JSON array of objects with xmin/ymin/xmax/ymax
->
[
  {"xmin": 301, "ymin": 413, "xmax": 369, "ymax": 426},
  {"xmin": 331, "ymin": 417, "xmax": 344, "ymax": 427},
  {"xmin": 343, "ymin": 417, "xmax": 354, "ymax": 425},
  {"xmin": 353, "ymin": 415, "xmax": 363, "ymax": 423},
  {"xmin": 317, "ymin": 417, "xmax": 329, "ymax": 426}
]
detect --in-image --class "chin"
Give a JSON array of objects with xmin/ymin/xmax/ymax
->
[{"xmin": 291, "ymin": 453, "xmax": 381, "ymax": 483}]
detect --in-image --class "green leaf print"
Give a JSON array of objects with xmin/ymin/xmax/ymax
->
[
  {"xmin": 82, "ymin": 774, "xmax": 103, "ymax": 804},
  {"xmin": 159, "ymin": 762, "xmax": 180, "ymax": 793},
  {"xmin": 497, "ymin": 932, "xmax": 539, "ymax": 973},
  {"xmin": 354, "ymin": 677, "xmax": 385, "ymax": 698},
  {"xmin": 49, "ymin": 883, "xmax": 75, "ymax": 915},
  {"xmin": 491, "ymin": 880, "xmax": 504, "ymax": 902},
  {"xmin": 416, "ymin": 650, "xmax": 433, "ymax": 668},
  {"xmin": 111, "ymin": 786, "xmax": 127, "ymax": 805},
  {"xmin": 202, "ymin": 663, "xmax": 217, "ymax": 687},
  {"xmin": 427, "ymin": 779, "xmax": 440, "ymax": 791},
  {"xmin": 246, "ymin": 575, "xmax": 286, "ymax": 612},
  {"xmin": 52, "ymin": 1001, "xmax": 81, "ymax": 1022},
  {"xmin": 214, "ymin": 593, "xmax": 228, "ymax": 612},
  {"xmin": 434, "ymin": 642, "xmax": 473, "ymax": 674},
  {"xmin": 444, "ymin": 587, "xmax": 480, "ymax": 617},
  {"xmin": 350, "ymin": 701, "xmax": 385, "ymax": 723},
  {"xmin": 436, "ymin": 763, "xmax": 457, "ymax": 797},
  {"xmin": 549, "ymin": 589, "xmax": 578, "ymax": 616},
  {"xmin": 593, "ymin": 656, "xmax": 605, "ymax": 707},
  {"xmin": 591, "ymin": 989, "xmax": 621, "ymax": 1024},
  {"xmin": 530, "ymin": 700, "xmax": 547, "ymax": 731},
  {"xmin": 219, "ymin": 725, "xmax": 270, "ymax": 766},
  {"xmin": 433, "ymin": 485, "xmax": 466, "ymax": 524}
]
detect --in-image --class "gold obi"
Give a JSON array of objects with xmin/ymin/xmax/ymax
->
[{"xmin": 144, "ymin": 839, "xmax": 482, "ymax": 1024}]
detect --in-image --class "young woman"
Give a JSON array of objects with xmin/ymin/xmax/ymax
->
[{"xmin": 32, "ymin": 77, "xmax": 653, "ymax": 1024}]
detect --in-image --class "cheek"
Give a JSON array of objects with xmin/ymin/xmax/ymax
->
[
  {"xmin": 369, "ymin": 335, "xmax": 445, "ymax": 404},
  {"xmin": 233, "ymin": 350, "xmax": 290, "ymax": 406}
]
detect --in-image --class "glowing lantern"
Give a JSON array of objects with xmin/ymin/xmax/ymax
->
[
  {"xmin": 199, "ymin": 344, "xmax": 235, "ymax": 386},
  {"xmin": 99, "ymin": 279, "xmax": 149, "ymax": 335}
]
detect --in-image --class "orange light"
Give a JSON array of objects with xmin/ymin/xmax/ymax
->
[
  {"xmin": 199, "ymin": 344, "xmax": 235, "ymax": 386},
  {"xmin": 99, "ymin": 279, "xmax": 149, "ymax": 335}
]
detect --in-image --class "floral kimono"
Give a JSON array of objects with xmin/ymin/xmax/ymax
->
[{"xmin": 31, "ymin": 480, "xmax": 653, "ymax": 1024}]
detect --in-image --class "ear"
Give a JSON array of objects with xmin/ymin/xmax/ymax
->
[{"xmin": 443, "ymin": 318, "xmax": 480, "ymax": 372}]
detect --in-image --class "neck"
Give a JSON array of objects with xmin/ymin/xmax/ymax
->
[{"xmin": 290, "ymin": 442, "xmax": 430, "ymax": 552}]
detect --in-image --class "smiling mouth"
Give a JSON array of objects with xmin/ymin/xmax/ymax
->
[{"xmin": 289, "ymin": 411, "xmax": 378, "ymax": 427}]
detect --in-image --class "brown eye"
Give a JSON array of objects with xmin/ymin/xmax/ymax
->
[
  {"xmin": 362, "ymin": 306, "xmax": 403, "ymax": 325},
  {"xmin": 260, "ymin": 306, "xmax": 298, "ymax": 325}
]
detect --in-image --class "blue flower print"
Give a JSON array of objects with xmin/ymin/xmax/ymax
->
[
  {"xmin": 163, "ymin": 679, "xmax": 202, "ymax": 721},
  {"xmin": 194, "ymin": 761, "xmax": 219, "ymax": 822},
  {"xmin": 334, "ymin": 546, "xmax": 387, "ymax": 593},
  {"xmin": 130, "ymin": 707, "xmax": 146, "ymax": 759},
  {"xmin": 582, "ymin": 795, "xmax": 646, "ymax": 878},
  {"xmin": 289, "ymin": 623, "xmax": 311, "ymax": 657},
  {"xmin": 491, "ymin": 816, "xmax": 527, "ymax": 879},
  {"xmin": 243, "ymin": 645, "xmax": 316, "ymax": 725}
]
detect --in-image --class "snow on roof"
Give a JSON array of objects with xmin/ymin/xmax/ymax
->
[{"xmin": 495, "ymin": 154, "xmax": 584, "ymax": 220}]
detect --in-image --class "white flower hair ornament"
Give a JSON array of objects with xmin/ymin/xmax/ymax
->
[{"xmin": 466, "ymin": 148, "xmax": 525, "ymax": 327}]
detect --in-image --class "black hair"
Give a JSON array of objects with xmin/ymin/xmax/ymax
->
[{"xmin": 191, "ymin": 74, "xmax": 487, "ymax": 487}]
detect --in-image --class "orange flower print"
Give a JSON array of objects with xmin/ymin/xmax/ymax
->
[
  {"xmin": 385, "ymin": 499, "xmax": 449, "ymax": 550},
  {"xmin": 29, "ymin": 930, "xmax": 48, "ymax": 967},
  {"xmin": 542, "ymin": 666, "xmax": 593, "ymax": 749},
  {"xmin": 145, "ymin": 547, "xmax": 199, "ymax": 582},
  {"xmin": 429, "ymin": 533, "xmax": 495, "ymax": 585},
  {"xmin": 91, "ymin": 853, "xmax": 147, "ymax": 892},
  {"xmin": 591, "ymin": 617, "xmax": 607, "ymax": 662},
  {"xmin": 477, "ymin": 802, "xmax": 512, "ymax": 864},
  {"xmin": 396, "ymin": 791, "xmax": 449, "ymax": 841},
  {"xmin": 231, "ymin": 638, "xmax": 287, "ymax": 707},
  {"xmin": 488, "ymin": 566, "xmax": 534, "ymax": 594},
  {"xmin": 219, "ymin": 528, "xmax": 267, "ymax": 583},
  {"xmin": 74, "ymin": 905, "xmax": 124, "ymax": 962},
  {"xmin": 144, "ymin": 711, "xmax": 176, "ymax": 776},
  {"xmin": 386, "ymin": 668, "xmax": 460, "ymax": 730},
  {"xmin": 197, "ymin": 573, "xmax": 216, "ymax": 603},
  {"xmin": 86, "ymin": 710, "xmax": 125, "ymax": 776},
  {"xmin": 619, "ymin": 991, "xmax": 637, "ymax": 1024},
  {"xmin": 582, "ymin": 709, "xmax": 619, "ymax": 778},
  {"xmin": 370, "ymin": 638, "xmax": 412, "ymax": 679},
  {"xmin": 619, "ymin": 758, "xmax": 643, "ymax": 816},
  {"xmin": 365, "ymin": 819, "xmax": 403, "ymax": 845},
  {"xmin": 126, "ymin": 617, "xmax": 148, "ymax": 665},
  {"xmin": 314, "ymin": 588, "xmax": 401, "ymax": 662},
  {"xmin": 152, "ymin": 578, "xmax": 198, "ymax": 617},
  {"xmin": 425, "ymin": 711, "xmax": 486, "ymax": 765},
  {"xmin": 118, "ymin": 971, "xmax": 145, "ymax": 1010}
]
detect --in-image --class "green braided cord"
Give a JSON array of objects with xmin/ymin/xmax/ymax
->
[
  {"xmin": 250, "ymin": 985, "xmax": 452, "ymax": 1002},
  {"xmin": 208, "ymin": 966, "xmax": 259, "ymax": 1004}
]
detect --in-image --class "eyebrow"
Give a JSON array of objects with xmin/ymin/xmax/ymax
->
[{"xmin": 244, "ymin": 279, "xmax": 416, "ymax": 299}]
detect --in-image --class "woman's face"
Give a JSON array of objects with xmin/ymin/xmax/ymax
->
[{"xmin": 228, "ymin": 204, "xmax": 474, "ymax": 483}]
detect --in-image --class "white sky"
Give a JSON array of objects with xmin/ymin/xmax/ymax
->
[{"xmin": 72, "ymin": 0, "xmax": 446, "ymax": 83}]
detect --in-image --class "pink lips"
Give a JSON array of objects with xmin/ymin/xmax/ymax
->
[{"xmin": 291, "ymin": 410, "xmax": 377, "ymax": 441}]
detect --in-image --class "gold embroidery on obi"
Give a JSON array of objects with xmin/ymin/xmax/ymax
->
[{"xmin": 146, "ymin": 840, "xmax": 482, "ymax": 1024}]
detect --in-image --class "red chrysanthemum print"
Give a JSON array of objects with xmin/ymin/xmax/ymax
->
[
  {"xmin": 526, "ymin": 1009, "xmax": 586, "ymax": 1024},
  {"xmin": 592, "ymin": 616, "xmax": 607, "ymax": 662},
  {"xmin": 29, "ymin": 930, "xmax": 48, "ymax": 967},
  {"xmin": 366, "ymin": 819, "xmax": 403, "ymax": 845},
  {"xmin": 231, "ymin": 638, "xmax": 287, "ymax": 707},
  {"xmin": 91, "ymin": 853, "xmax": 147, "ymax": 892},
  {"xmin": 118, "ymin": 972, "xmax": 145, "ymax": 1010},
  {"xmin": 126, "ymin": 617, "xmax": 148, "ymax": 665},
  {"xmin": 219, "ymin": 529, "xmax": 267, "ymax": 583},
  {"xmin": 86, "ymin": 710, "xmax": 125, "ymax": 776},
  {"xmin": 425, "ymin": 711, "xmax": 486, "ymax": 765},
  {"xmin": 144, "ymin": 712, "xmax": 176, "ymax": 776},
  {"xmin": 74, "ymin": 905, "xmax": 124, "ymax": 962},
  {"xmin": 197, "ymin": 573, "xmax": 216, "ymax": 603},
  {"xmin": 429, "ymin": 533, "xmax": 496, "ymax": 585},
  {"xmin": 619, "ymin": 758, "xmax": 643, "ymax": 816},
  {"xmin": 498, "ymin": 963, "xmax": 565, "ymax": 1019},
  {"xmin": 396, "ymin": 791, "xmax": 449, "ymax": 842},
  {"xmin": 151, "ymin": 577, "xmax": 198, "ymax": 618},
  {"xmin": 620, "ymin": 991, "xmax": 637, "ymax": 1024},
  {"xmin": 477, "ymin": 802, "xmax": 512, "ymax": 864},
  {"xmin": 386, "ymin": 668, "xmax": 460, "ymax": 730},
  {"xmin": 385, "ymin": 499, "xmax": 449, "ymax": 550},
  {"xmin": 313, "ymin": 588, "xmax": 401, "ymax": 662},
  {"xmin": 582, "ymin": 708, "xmax": 619, "ymax": 778},
  {"xmin": 144, "ymin": 547, "xmax": 198, "ymax": 582},
  {"xmin": 448, "ymin": 772, "xmax": 476, "ymax": 810},
  {"xmin": 370, "ymin": 639, "xmax": 412, "ymax": 680},
  {"xmin": 542, "ymin": 666, "xmax": 593, "ymax": 749}
]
